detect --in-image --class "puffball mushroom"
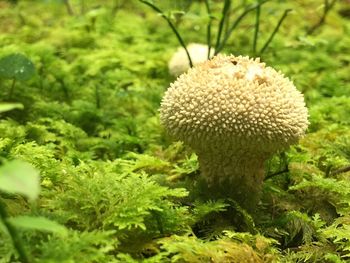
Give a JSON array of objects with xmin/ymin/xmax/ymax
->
[
  {"xmin": 168, "ymin": 43, "xmax": 215, "ymax": 77},
  {"xmin": 160, "ymin": 55, "xmax": 309, "ymax": 210}
]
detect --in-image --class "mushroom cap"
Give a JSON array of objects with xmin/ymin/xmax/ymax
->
[
  {"xmin": 160, "ymin": 55, "xmax": 309, "ymax": 154},
  {"xmin": 168, "ymin": 43, "xmax": 215, "ymax": 77}
]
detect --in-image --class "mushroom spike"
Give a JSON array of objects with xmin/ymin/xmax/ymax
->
[{"xmin": 160, "ymin": 55, "xmax": 309, "ymax": 211}]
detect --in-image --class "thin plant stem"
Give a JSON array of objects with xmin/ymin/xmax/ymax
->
[
  {"xmin": 307, "ymin": 0, "xmax": 337, "ymax": 35},
  {"xmin": 265, "ymin": 152, "xmax": 289, "ymax": 181},
  {"xmin": 63, "ymin": 0, "xmax": 74, "ymax": 16},
  {"xmin": 80, "ymin": 0, "xmax": 86, "ymax": 15},
  {"xmin": 264, "ymin": 166, "xmax": 289, "ymax": 181},
  {"xmin": 9, "ymin": 79, "xmax": 16, "ymax": 99},
  {"xmin": 259, "ymin": 9, "xmax": 292, "ymax": 55},
  {"xmin": 253, "ymin": 0, "xmax": 261, "ymax": 56},
  {"xmin": 224, "ymin": 9, "xmax": 231, "ymax": 39},
  {"xmin": 152, "ymin": 211, "xmax": 164, "ymax": 235},
  {"xmin": 58, "ymin": 79, "xmax": 70, "ymax": 102},
  {"xmin": 331, "ymin": 165, "xmax": 350, "ymax": 176},
  {"xmin": 95, "ymin": 85, "xmax": 100, "ymax": 109},
  {"xmin": 112, "ymin": 0, "xmax": 119, "ymax": 15},
  {"xmin": 216, "ymin": 0, "xmax": 269, "ymax": 54},
  {"xmin": 0, "ymin": 201, "xmax": 30, "ymax": 263},
  {"xmin": 112, "ymin": 0, "xmax": 127, "ymax": 16},
  {"xmin": 139, "ymin": 0, "xmax": 193, "ymax": 67},
  {"xmin": 228, "ymin": 198, "xmax": 257, "ymax": 234},
  {"xmin": 204, "ymin": 0, "xmax": 212, "ymax": 59},
  {"xmin": 214, "ymin": 0, "xmax": 231, "ymax": 52}
]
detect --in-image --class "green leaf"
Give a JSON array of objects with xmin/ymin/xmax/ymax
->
[
  {"xmin": 0, "ymin": 53, "xmax": 35, "ymax": 81},
  {"xmin": 8, "ymin": 216, "xmax": 68, "ymax": 236},
  {"xmin": 0, "ymin": 160, "xmax": 40, "ymax": 201},
  {"xmin": 0, "ymin": 103, "xmax": 24, "ymax": 113}
]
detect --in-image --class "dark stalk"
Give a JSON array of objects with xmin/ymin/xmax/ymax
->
[
  {"xmin": 253, "ymin": 0, "xmax": 261, "ymax": 56},
  {"xmin": 214, "ymin": 0, "xmax": 231, "ymax": 52},
  {"xmin": 9, "ymin": 79, "xmax": 16, "ymax": 99},
  {"xmin": 264, "ymin": 166, "xmax": 289, "ymax": 181},
  {"xmin": 58, "ymin": 79, "xmax": 70, "ymax": 103},
  {"xmin": 216, "ymin": 0, "xmax": 269, "ymax": 54},
  {"xmin": 228, "ymin": 198, "xmax": 257, "ymax": 234},
  {"xmin": 112, "ymin": 0, "xmax": 127, "ymax": 16},
  {"xmin": 63, "ymin": 0, "xmax": 74, "ymax": 16},
  {"xmin": 112, "ymin": 0, "xmax": 119, "ymax": 15},
  {"xmin": 331, "ymin": 165, "xmax": 350, "ymax": 176},
  {"xmin": 307, "ymin": 0, "xmax": 337, "ymax": 35},
  {"xmin": 0, "ymin": 201, "xmax": 30, "ymax": 263},
  {"xmin": 259, "ymin": 9, "xmax": 292, "ymax": 55},
  {"xmin": 224, "ymin": 9, "xmax": 232, "ymax": 39},
  {"xmin": 139, "ymin": 0, "xmax": 193, "ymax": 67},
  {"xmin": 80, "ymin": 0, "xmax": 86, "ymax": 15},
  {"xmin": 204, "ymin": 0, "xmax": 212, "ymax": 59},
  {"xmin": 325, "ymin": 165, "xmax": 332, "ymax": 177},
  {"xmin": 152, "ymin": 211, "xmax": 164, "ymax": 235},
  {"xmin": 39, "ymin": 67, "xmax": 44, "ymax": 91},
  {"xmin": 95, "ymin": 86, "xmax": 100, "ymax": 109}
]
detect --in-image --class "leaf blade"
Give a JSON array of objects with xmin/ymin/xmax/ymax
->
[
  {"xmin": 0, "ymin": 53, "xmax": 35, "ymax": 81},
  {"xmin": 8, "ymin": 216, "xmax": 68, "ymax": 236},
  {"xmin": 0, "ymin": 103, "xmax": 24, "ymax": 113},
  {"xmin": 0, "ymin": 160, "xmax": 40, "ymax": 201}
]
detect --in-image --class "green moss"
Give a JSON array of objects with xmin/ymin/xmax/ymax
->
[{"xmin": 0, "ymin": 0, "xmax": 349, "ymax": 262}]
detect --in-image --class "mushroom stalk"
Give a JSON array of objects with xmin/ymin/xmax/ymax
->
[{"xmin": 197, "ymin": 149, "xmax": 265, "ymax": 211}]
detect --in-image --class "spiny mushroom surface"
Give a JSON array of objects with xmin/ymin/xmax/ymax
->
[
  {"xmin": 168, "ymin": 43, "xmax": 215, "ymax": 77},
  {"xmin": 160, "ymin": 54, "xmax": 309, "ymax": 210}
]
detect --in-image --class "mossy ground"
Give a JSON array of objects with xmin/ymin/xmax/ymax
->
[{"xmin": 0, "ymin": 0, "xmax": 349, "ymax": 262}]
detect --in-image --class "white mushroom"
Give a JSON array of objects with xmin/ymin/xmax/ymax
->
[
  {"xmin": 160, "ymin": 54, "xmax": 309, "ymax": 210},
  {"xmin": 168, "ymin": 43, "xmax": 215, "ymax": 77}
]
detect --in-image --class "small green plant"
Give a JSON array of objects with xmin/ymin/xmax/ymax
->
[
  {"xmin": 0, "ymin": 106, "xmax": 66, "ymax": 263},
  {"xmin": 0, "ymin": 53, "xmax": 35, "ymax": 99},
  {"xmin": 139, "ymin": 0, "xmax": 293, "ymax": 67},
  {"xmin": 0, "ymin": 160, "xmax": 67, "ymax": 263}
]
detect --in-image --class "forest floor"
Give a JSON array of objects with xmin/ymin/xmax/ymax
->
[{"xmin": 0, "ymin": 1, "xmax": 350, "ymax": 262}]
